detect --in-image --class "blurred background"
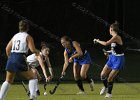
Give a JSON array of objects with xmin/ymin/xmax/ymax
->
[{"xmin": 0, "ymin": 0, "xmax": 140, "ymax": 82}]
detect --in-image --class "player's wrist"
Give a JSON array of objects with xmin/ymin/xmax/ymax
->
[{"xmin": 71, "ymin": 56, "xmax": 74, "ymax": 59}]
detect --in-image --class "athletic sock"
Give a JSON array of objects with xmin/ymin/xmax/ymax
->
[
  {"xmin": 0, "ymin": 81, "xmax": 10, "ymax": 100},
  {"xmin": 107, "ymin": 81, "xmax": 113, "ymax": 94},
  {"xmin": 35, "ymin": 79, "xmax": 39, "ymax": 91},
  {"xmin": 103, "ymin": 79, "xmax": 108, "ymax": 88},
  {"xmin": 76, "ymin": 80, "xmax": 84, "ymax": 91},
  {"xmin": 29, "ymin": 79, "xmax": 38, "ymax": 99}
]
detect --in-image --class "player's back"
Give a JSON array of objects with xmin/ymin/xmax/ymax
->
[
  {"xmin": 6, "ymin": 32, "xmax": 30, "ymax": 72},
  {"xmin": 11, "ymin": 32, "xmax": 29, "ymax": 53}
]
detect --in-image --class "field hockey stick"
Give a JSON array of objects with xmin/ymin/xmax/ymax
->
[
  {"xmin": 49, "ymin": 75, "xmax": 64, "ymax": 95},
  {"xmin": 44, "ymin": 82, "xmax": 47, "ymax": 91},
  {"xmin": 102, "ymin": 48, "xmax": 107, "ymax": 53},
  {"xmin": 21, "ymin": 81, "xmax": 30, "ymax": 96},
  {"xmin": 43, "ymin": 81, "xmax": 48, "ymax": 96},
  {"xmin": 102, "ymin": 48, "xmax": 111, "ymax": 59}
]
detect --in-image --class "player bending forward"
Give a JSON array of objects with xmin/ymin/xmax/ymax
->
[{"xmin": 27, "ymin": 43, "xmax": 53, "ymax": 95}]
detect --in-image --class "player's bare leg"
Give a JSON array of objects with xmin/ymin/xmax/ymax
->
[
  {"xmin": 100, "ymin": 65, "xmax": 111, "ymax": 95},
  {"xmin": 81, "ymin": 64, "xmax": 94, "ymax": 91}
]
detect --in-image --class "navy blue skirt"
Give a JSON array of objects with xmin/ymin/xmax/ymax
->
[{"xmin": 6, "ymin": 53, "xmax": 28, "ymax": 72}]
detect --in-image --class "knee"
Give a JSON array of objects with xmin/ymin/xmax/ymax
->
[
  {"xmin": 100, "ymin": 72, "xmax": 107, "ymax": 80},
  {"xmin": 27, "ymin": 75, "xmax": 37, "ymax": 80},
  {"xmin": 6, "ymin": 80, "xmax": 13, "ymax": 84},
  {"xmin": 100, "ymin": 72, "xmax": 107, "ymax": 81},
  {"xmin": 32, "ymin": 69, "xmax": 37, "ymax": 75},
  {"xmin": 80, "ymin": 73, "xmax": 87, "ymax": 79},
  {"xmin": 100, "ymin": 76, "xmax": 107, "ymax": 81},
  {"xmin": 37, "ymin": 75, "xmax": 41, "ymax": 81},
  {"xmin": 100, "ymin": 71, "xmax": 105, "ymax": 77},
  {"xmin": 107, "ymin": 77, "xmax": 113, "ymax": 82}
]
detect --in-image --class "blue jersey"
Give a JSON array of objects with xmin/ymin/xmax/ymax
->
[{"xmin": 65, "ymin": 41, "xmax": 92, "ymax": 65}]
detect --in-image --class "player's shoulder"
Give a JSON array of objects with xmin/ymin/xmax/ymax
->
[
  {"xmin": 72, "ymin": 41, "xmax": 80, "ymax": 47},
  {"xmin": 13, "ymin": 32, "xmax": 29, "ymax": 38}
]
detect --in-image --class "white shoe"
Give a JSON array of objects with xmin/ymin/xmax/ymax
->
[
  {"xmin": 89, "ymin": 79, "xmax": 94, "ymax": 91},
  {"xmin": 100, "ymin": 87, "xmax": 108, "ymax": 95},
  {"xmin": 105, "ymin": 93, "xmax": 112, "ymax": 98},
  {"xmin": 30, "ymin": 95, "xmax": 37, "ymax": 100},
  {"xmin": 76, "ymin": 91, "xmax": 86, "ymax": 95}
]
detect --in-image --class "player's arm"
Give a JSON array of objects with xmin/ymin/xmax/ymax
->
[
  {"xmin": 70, "ymin": 41, "xmax": 83, "ymax": 60},
  {"xmin": 27, "ymin": 35, "xmax": 39, "ymax": 55},
  {"xmin": 46, "ymin": 57, "xmax": 54, "ymax": 78},
  {"xmin": 6, "ymin": 38, "xmax": 13, "ymax": 57},
  {"xmin": 94, "ymin": 36, "xmax": 117, "ymax": 46},
  {"xmin": 102, "ymin": 49, "xmax": 111, "ymax": 58},
  {"xmin": 36, "ymin": 54, "xmax": 49, "ymax": 81},
  {"xmin": 61, "ymin": 50, "xmax": 69, "ymax": 76}
]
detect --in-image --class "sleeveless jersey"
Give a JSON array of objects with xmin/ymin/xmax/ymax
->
[
  {"xmin": 11, "ymin": 32, "xmax": 29, "ymax": 53},
  {"xmin": 27, "ymin": 52, "xmax": 43, "ymax": 68},
  {"xmin": 65, "ymin": 41, "xmax": 92, "ymax": 65},
  {"xmin": 65, "ymin": 41, "xmax": 87, "ymax": 59},
  {"xmin": 111, "ymin": 42, "xmax": 124, "ymax": 55}
]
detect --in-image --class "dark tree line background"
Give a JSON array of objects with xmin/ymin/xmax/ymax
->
[{"xmin": 0, "ymin": 0, "xmax": 140, "ymax": 82}]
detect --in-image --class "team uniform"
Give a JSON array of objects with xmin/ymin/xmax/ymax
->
[
  {"xmin": 106, "ymin": 42, "xmax": 125, "ymax": 70},
  {"xmin": 26, "ymin": 52, "xmax": 45, "ymax": 96},
  {"xmin": 65, "ymin": 41, "xmax": 94, "ymax": 93},
  {"xmin": 27, "ymin": 52, "xmax": 44, "ymax": 68},
  {"xmin": 6, "ymin": 32, "xmax": 29, "ymax": 72},
  {"xmin": 65, "ymin": 41, "xmax": 92, "ymax": 65}
]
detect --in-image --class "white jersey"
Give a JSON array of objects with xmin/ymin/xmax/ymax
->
[
  {"xmin": 11, "ymin": 32, "xmax": 29, "ymax": 53},
  {"xmin": 27, "ymin": 52, "xmax": 42, "ymax": 68}
]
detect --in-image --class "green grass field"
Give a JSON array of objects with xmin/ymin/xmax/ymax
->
[{"xmin": 3, "ymin": 83, "xmax": 140, "ymax": 100}]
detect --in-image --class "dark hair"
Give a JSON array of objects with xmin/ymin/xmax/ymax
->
[
  {"xmin": 41, "ymin": 41, "xmax": 46, "ymax": 47},
  {"xmin": 19, "ymin": 20, "xmax": 29, "ymax": 32},
  {"xmin": 61, "ymin": 35, "xmax": 72, "ymax": 41},
  {"xmin": 110, "ymin": 21, "xmax": 119, "ymax": 33},
  {"xmin": 41, "ymin": 41, "xmax": 50, "ymax": 49}
]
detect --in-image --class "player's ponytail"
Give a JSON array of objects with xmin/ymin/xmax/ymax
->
[
  {"xmin": 19, "ymin": 20, "xmax": 29, "ymax": 32},
  {"xmin": 110, "ymin": 21, "xmax": 120, "ymax": 33}
]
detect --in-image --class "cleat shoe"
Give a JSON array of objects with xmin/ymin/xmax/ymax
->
[
  {"xmin": 36, "ymin": 90, "xmax": 40, "ymax": 96},
  {"xmin": 27, "ymin": 91, "xmax": 30, "ymax": 96},
  {"xmin": 76, "ymin": 91, "xmax": 86, "ymax": 95},
  {"xmin": 100, "ymin": 87, "xmax": 108, "ymax": 95},
  {"xmin": 89, "ymin": 79, "xmax": 94, "ymax": 91},
  {"xmin": 105, "ymin": 93, "xmax": 112, "ymax": 98},
  {"xmin": 29, "ymin": 95, "xmax": 36, "ymax": 100}
]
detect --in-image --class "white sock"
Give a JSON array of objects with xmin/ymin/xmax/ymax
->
[
  {"xmin": 29, "ymin": 79, "xmax": 38, "ymax": 99},
  {"xmin": 35, "ymin": 79, "xmax": 39, "ymax": 91},
  {"xmin": 0, "ymin": 81, "xmax": 10, "ymax": 100}
]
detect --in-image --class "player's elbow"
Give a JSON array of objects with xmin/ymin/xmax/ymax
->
[{"xmin": 103, "ymin": 42, "xmax": 109, "ymax": 46}]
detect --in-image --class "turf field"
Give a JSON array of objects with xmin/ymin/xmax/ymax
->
[{"xmin": 2, "ymin": 83, "xmax": 140, "ymax": 100}]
